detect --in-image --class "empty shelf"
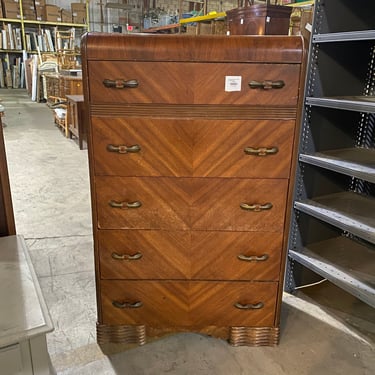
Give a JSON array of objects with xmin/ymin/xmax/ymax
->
[
  {"xmin": 313, "ymin": 30, "xmax": 375, "ymax": 43},
  {"xmin": 306, "ymin": 96, "xmax": 375, "ymax": 113},
  {"xmin": 289, "ymin": 236, "xmax": 375, "ymax": 307},
  {"xmin": 299, "ymin": 148, "xmax": 375, "ymax": 183},
  {"xmin": 295, "ymin": 192, "xmax": 375, "ymax": 244}
]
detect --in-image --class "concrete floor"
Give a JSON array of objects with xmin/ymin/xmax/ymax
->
[{"xmin": 1, "ymin": 90, "xmax": 374, "ymax": 375}]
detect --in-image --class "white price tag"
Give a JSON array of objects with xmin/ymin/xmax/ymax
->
[{"xmin": 225, "ymin": 76, "xmax": 242, "ymax": 92}]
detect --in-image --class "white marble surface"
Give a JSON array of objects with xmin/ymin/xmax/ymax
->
[{"xmin": 0, "ymin": 235, "xmax": 53, "ymax": 347}]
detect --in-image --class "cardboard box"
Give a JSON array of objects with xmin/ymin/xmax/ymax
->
[
  {"xmin": 2, "ymin": 2, "xmax": 21, "ymax": 18},
  {"xmin": 35, "ymin": 4, "xmax": 44, "ymax": 20},
  {"xmin": 71, "ymin": 2, "xmax": 86, "ymax": 23},
  {"xmin": 72, "ymin": 9, "xmax": 86, "ymax": 24},
  {"xmin": 71, "ymin": 3, "xmax": 86, "ymax": 13},
  {"xmin": 44, "ymin": 4, "xmax": 61, "ymax": 22},
  {"xmin": 34, "ymin": 0, "xmax": 46, "ymax": 6},
  {"xmin": 22, "ymin": 9, "xmax": 36, "ymax": 20},
  {"xmin": 3, "ymin": 1, "xmax": 20, "ymax": 12},
  {"xmin": 2, "ymin": 0, "xmax": 20, "ymax": 6},
  {"xmin": 3, "ymin": 9, "xmax": 21, "ymax": 18},
  {"xmin": 21, "ymin": 0, "xmax": 35, "ymax": 6},
  {"xmin": 60, "ymin": 9, "xmax": 72, "ymax": 23}
]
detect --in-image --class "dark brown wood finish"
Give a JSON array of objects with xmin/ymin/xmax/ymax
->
[
  {"xmin": 82, "ymin": 33, "xmax": 305, "ymax": 346},
  {"xmin": 0, "ymin": 119, "xmax": 16, "ymax": 236}
]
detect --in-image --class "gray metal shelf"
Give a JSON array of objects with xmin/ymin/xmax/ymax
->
[
  {"xmin": 306, "ymin": 96, "xmax": 375, "ymax": 113},
  {"xmin": 313, "ymin": 30, "xmax": 375, "ymax": 43},
  {"xmin": 289, "ymin": 236, "xmax": 375, "ymax": 308},
  {"xmin": 295, "ymin": 191, "xmax": 375, "ymax": 245},
  {"xmin": 285, "ymin": 1, "xmax": 375, "ymax": 308},
  {"xmin": 299, "ymin": 148, "xmax": 375, "ymax": 183}
]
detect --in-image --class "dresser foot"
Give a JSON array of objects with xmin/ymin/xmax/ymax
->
[
  {"xmin": 97, "ymin": 323, "xmax": 146, "ymax": 345},
  {"xmin": 229, "ymin": 326, "xmax": 280, "ymax": 346}
]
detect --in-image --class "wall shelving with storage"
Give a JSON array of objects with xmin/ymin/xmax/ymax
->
[
  {"xmin": 0, "ymin": 0, "xmax": 89, "ymax": 88},
  {"xmin": 285, "ymin": 0, "xmax": 375, "ymax": 310}
]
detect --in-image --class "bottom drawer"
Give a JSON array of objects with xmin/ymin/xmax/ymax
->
[{"xmin": 100, "ymin": 281, "xmax": 277, "ymax": 327}]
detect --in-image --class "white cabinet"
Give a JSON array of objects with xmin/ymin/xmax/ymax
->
[{"xmin": 0, "ymin": 236, "xmax": 54, "ymax": 375}]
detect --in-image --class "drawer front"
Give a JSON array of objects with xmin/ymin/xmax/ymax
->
[
  {"xmin": 95, "ymin": 177, "xmax": 288, "ymax": 231},
  {"xmin": 95, "ymin": 176, "xmax": 191, "ymax": 230},
  {"xmin": 91, "ymin": 117, "xmax": 295, "ymax": 178},
  {"xmin": 91, "ymin": 117, "xmax": 193, "ymax": 177},
  {"xmin": 100, "ymin": 280, "xmax": 277, "ymax": 327},
  {"xmin": 98, "ymin": 230, "xmax": 190, "ymax": 280},
  {"xmin": 88, "ymin": 62, "xmax": 300, "ymax": 105},
  {"xmin": 191, "ymin": 231, "xmax": 283, "ymax": 281},
  {"xmin": 88, "ymin": 61, "xmax": 194, "ymax": 104},
  {"xmin": 98, "ymin": 230, "xmax": 282, "ymax": 281},
  {"xmin": 101, "ymin": 281, "xmax": 189, "ymax": 326},
  {"xmin": 189, "ymin": 281, "xmax": 277, "ymax": 326}
]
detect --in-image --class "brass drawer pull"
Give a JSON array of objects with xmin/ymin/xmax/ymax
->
[
  {"xmin": 244, "ymin": 146, "xmax": 278, "ymax": 156},
  {"xmin": 103, "ymin": 79, "xmax": 139, "ymax": 89},
  {"xmin": 237, "ymin": 254, "xmax": 269, "ymax": 262},
  {"xmin": 107, "ymin": 144, "xmax": 141, "ymax": 154},
  {"xmin": 111, "ymin": 252, "xmax": 143, "ymax": 261},
  {"xmin": 109, "ymin": 200, "xmax": 142, "ymax": 209},
  {"xmin": 248, "ymin": 80, "xmax": 285, "ymax": 90},
  {"xmin": 234, "ymin": 302, "xmax": 264, "ymax": 310},
  {"xmin": 240, "ymin": 202, "xmax": 273, "ymax": 211},
  {"xmin": 112, "ymin": 300, "xmax": 143, "ymax": 309}
]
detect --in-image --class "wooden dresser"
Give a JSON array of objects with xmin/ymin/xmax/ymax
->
[{"xmin": 81, "ymin": 34, "xmax": 305, "ymax": 346}]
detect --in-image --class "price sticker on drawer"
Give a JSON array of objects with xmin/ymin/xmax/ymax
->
[{"xmin": 225, "ymin": 76, "xmax": 242, "ymax": 92}]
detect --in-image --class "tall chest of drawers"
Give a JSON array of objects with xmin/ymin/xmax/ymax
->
[{"xmin": 81, "ymin": 34, "xmax": 305, "ymax": 346}]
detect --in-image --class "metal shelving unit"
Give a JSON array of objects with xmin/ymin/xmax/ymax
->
[{"xmin": 285, "ymin": 0, "xmax": 375, "ymax": 309}]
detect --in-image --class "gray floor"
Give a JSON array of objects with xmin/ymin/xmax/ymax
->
[{"xmin": 1, "ymin": 90, "xmax": 374, "ymax": 375}]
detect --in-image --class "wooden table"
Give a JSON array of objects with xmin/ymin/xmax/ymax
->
[{"xmin": 66, "ymin": 94, "xmax": 87, "ymax": 149}]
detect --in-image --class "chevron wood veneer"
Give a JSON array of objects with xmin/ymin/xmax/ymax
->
[{"xmin": 82, "ymin": 34, "xmax": 306, "ymax": 347}]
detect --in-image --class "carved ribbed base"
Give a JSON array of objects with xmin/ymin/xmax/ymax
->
[
  {"xmin": 97, "ymin": 323, "xmax": 146, "ymax": 346},
  {"xmin": 229, "ymin": 326, "xmax": 280, "ymax": 346},
  {"xmin": 97, "ymin": 324, "xmax": 280, "ymax": 347}
]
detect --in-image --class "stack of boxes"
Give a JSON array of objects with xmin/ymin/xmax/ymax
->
[
  {"xmin": 0, "ymin": 0, "xmax": 86, "ymax": 24},
  {"xmin": 2, "ymin": 0, "xmax": 21, "ymax": 19},
  {"xmin": 44, "ymin": 3, "xmax": 61, "ymax": 22},
  {"xmin": 22, "ymin": 0, "xmax": 36, "ymax": 20},
  {"xmin": 34, "ymin": 0, "xmax": 44, "ymax": 20},
  {"xmin": 71, "ymin": 3, "xmax": 86, "ymax": 24}
]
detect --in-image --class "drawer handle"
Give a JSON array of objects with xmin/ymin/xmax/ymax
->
[
  {"xmin": 240, "ymin": 202, "xmax": 273, "ymax": 211},
  {"xmin": 248, "ymin": 80, "xmax": 285, "ymax": 90},
  {"xmin": 112, "ymin": 300, "xmax": 143, "ymax": 309},
  {"xmin": 109, "ymin": 200, "xmax": 142, "ymax": 209},
  {"xmin": 103, "ymin": 79, "xmax": 139, "ymax": 89},
  {"xmin": 111, "ymin": 252, "xmax": 143, "ymax": 261},
  {"xmin": 237, "ymin": 254, "xmax": 269, "ymax": 262},
  {"xmin": 244, "ymin": 146, "xmax": 278, "ymax": 156},
  {"xmin": 234, "ymin": 302, "xmax": 264, "ymax": 310},
  {"xmin": 107, "ymin": 144, "xmax": 141, "ymax": 154}
]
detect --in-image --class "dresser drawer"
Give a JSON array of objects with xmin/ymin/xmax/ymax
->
[
  {"xmin": 95, "ymin": 177, "xmax": 288, "ymax": 231},
  {"xmin": 87, "ymin": 61, "xmax": 300, "ymax": 105},
  {"xmin": 98, "ymin": 229, "xmax": 190, "ymax": 280},
  {"xmin": 100, "ymin": 280, "xmax": 277, "ymax": 327},
  {"xmin": 98, "ymin": 230, "xmax": 282, "ymax": 281},
  {"xmin": 189, "ymin": 281, "xmax": 277, "ymax": 326},
  {"xmin": 101, "ymin": 281, "xmax": 189, "ymax": 326},
  {"xmin": 191, "ymin": 231, "xmax": 283, "ymax": 281},
  {"xmin": 91, "ymin": 117, "xmax": 296, "ymax": 178}
]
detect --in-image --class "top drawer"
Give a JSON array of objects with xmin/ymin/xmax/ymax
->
[{"xmin": 87, "ymin": 61, "xmax": 300, "ymax": 105}]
